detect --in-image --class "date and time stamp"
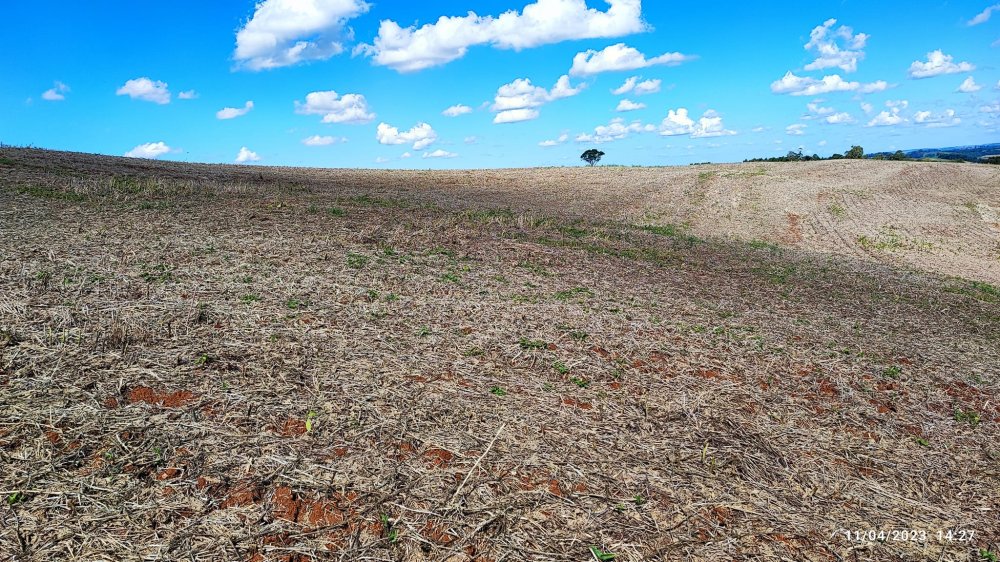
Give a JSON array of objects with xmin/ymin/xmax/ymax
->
[{"xmin": 834, "ymin": 528, "xmax": 978, "ymax": 544}]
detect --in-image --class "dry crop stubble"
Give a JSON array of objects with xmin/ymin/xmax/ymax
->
[{"xmin": 0, "ymin": 148, "xmax": 998, "ymax": 561}]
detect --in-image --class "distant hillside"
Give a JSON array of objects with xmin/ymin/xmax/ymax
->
[{"xmin": 872, "ymin": 143, "xmax": 1000, "ymax": 162}]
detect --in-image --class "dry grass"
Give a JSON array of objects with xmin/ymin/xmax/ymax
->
[{"xmin": 1, "ymin": 148, "xmax": 998, "ymax": 561}]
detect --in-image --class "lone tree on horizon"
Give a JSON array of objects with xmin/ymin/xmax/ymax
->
[
  {"xmin": 581, "ymin": 149, "xmax": 605, "ymax": 166},
  {"xmin": 846, "ymin": 145, "xmax": 864, "ymax": 159}
]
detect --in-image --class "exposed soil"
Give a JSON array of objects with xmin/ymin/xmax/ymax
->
[{"xmin": 0, "ymin": 148, "xmax": 998, "ymax": 561}]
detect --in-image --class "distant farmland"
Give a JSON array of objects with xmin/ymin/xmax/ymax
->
[{"xmin": 1, "ymin": 148, "xmax": 997, "ymax": 561}]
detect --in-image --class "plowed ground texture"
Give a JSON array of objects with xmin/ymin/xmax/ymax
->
[{"xmin": 1, "ymin": 148, "xmax": 998, "ymax": 561}]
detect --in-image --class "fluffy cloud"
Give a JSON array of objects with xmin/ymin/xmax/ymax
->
[
  {"xmin": 569, "ymin": 43, "xmax": 693, "ymax": 76},
  {"xmin": 659, "ymin": 108, "xmax": 696, "ymax": 136},
  {"xmin": 866, "ymin": 108, "xmax": 906, "ymax": 127},
  {"xmin": 124, "ymin": 142, "xmax": 172, "ymax": 159},
  {"xmin": 616, "ymin": 99, "xmax": 646, "ymax": 112},
  {"xmin": 914, "ymin": 109, "xmax": 960, "ymax": 127},
  {"xmin": 825, "ymin": 112, "xmax": 854, "ymax": 124},
  {"xmin": 576, "ymin": 117, "xmax": 655, "ymax": 143},
  {"xmin": 804, "ymin": 19, "xmax": 869, "ymax": 73},
  {"xmin": 442, "ymin": 104, "xmax": 473, "ymax": 117},
  {"xmin": 539, "ymin": 133, "xmax": 569, "ymax": 147},
  {"xmin": 301, "ymin": 135, "xmax": 345, "ymax": 146},
  {"xmin": 957, "ymin": 76, "xmax": 982, "ymax": 93},
  {"xmin": 494, "ymin": 108, "xmax": 540, "ymax": 123},
  {"xmin": 770, "ymin": 72, "xmax": 887, "ymax": 96},
  {"xmin": 376, "ymin": 122, "xmax": 437, "ymax": 149},
  {"xmin": 423, "ymin": 149, "xmax": 457, "ymax": 159},
  {"xmin": 41, "ymin": 81, "xmax": 69, "ymax": 101},
  {"xmin": 294, "ymin": 91, "xmax": 375, "ymax": 124},
  {"xmin": 234, "ymin": 0, "xmax": 371, "ymax": 70},
  {"xmin": 886, "ymin": 99, "xmax": 908, "ymax": 109},
  {"xmin": 356, "ymin": 0, "xmax": 647, "ymax": 72},
  {"xmin": 860, "ymin": 102, "xmax": 874, "ymax": 114},
  {"xmin": 657, "ymin": 108, "xmax": 735, "ymax": 138},
  {"xmin": 611, "ymin": 76, "xmax": 662, "ymax": 96},
  {"xmin": 235, "ymin": 147, "xmax": 260, "ymax": 163},
  {"xmin": 908, "ymin": 50, "xmax": 975, "ymax": 79},
  {"xmin": 116, "ymin": 77, "xmax": 171, "ymax": 104},
  {"xmin": 216, "ymin": 101, "xmax": 254, "ymax": 120},
  {"xmin": 968, "ymin": 4, "xmax": 1000, "ymax": 25},
  {"xmin": 980, "ymin": 101, "xmax": 1000, "ymax": 114},
  {"xmin": 786, "ymin": 123, "xmax": 806, "ymax": 136},
  {"xmin": 491, "ymin": 74, "xmax": 583, "ymax": 123},
  {"xmin": 806, "ymin": 102, "xmax": 834, "ymax": 117},
  {"xmin": 178, "ymin": 90, "xmax": 198, "ymax": 100}
]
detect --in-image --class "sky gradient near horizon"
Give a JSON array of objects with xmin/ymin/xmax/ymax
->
[{"xmin": 2, "ymin": 1, "xmax": 999, "ymax": 168}]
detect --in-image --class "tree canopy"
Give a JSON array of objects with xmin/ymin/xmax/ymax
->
[{"xmin": 580, "ymin": 149, "xmax": 605, "ymax": 166}]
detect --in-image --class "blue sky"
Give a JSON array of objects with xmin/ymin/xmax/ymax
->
[{"xmin": 1, "ymin": 0, "xmax": 998, "ymax": 168}]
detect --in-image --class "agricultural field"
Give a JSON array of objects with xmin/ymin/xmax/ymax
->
[{"xmin": 1, "ymin": 147, "xmax": 998, "ymax": 561}]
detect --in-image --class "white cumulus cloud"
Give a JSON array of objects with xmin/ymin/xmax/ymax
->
[
  {"xmin": 825, "ymin": 112, "xmax": 854, "ymax": 124},
  {"xmin": 178, "ymin": 90, "xmax": 198, "ymax": 100},
  {"xmin": 658, "ymin": 108, "xmax": 736, "ymax": 138},
  {"xmin": 569, "ymin": 43, "xmax": 693, "ymax": 76},
  {"xmin": 914, "ymin": 109, "xmax": 961, "ymax": 127},
  {"xmin": 980, "ymin": 101, "xmax": 1000, "ymax": 114},
  {"xmin": 968, "ymin": 4, "xmax": 1000, "ymax": 25},
  {"xmin": 866, "ymin": 108, "xmax": 906, "ymax": 127},
  {"xmin": 116, "ymin": 77, "xmax": 171, "ymax": 104},
  {"xmin": 908, "ymin": 50, "xmax": 975, "ymax": 79},
  {"xmin": 355, "ymin": 0, "xmax": 647, "ymax": 72},
  {"xmin": 216, "ymin": 101, "xmax": 254, "ymax": 120},
  {"xmin": 442, "ymin": 104, "xmax": 473, "ymax": 117},
  {"xmin": 804, "ymin": 19, "xmax": 869, "ymax": 73},
  {"xmin": 423, "ymin": 149, "xmax": 457, "ymax": 159},
  {"xmin": 376, "ymin": 122, "xmax": 437, "ymax": 149},
  {"xmin": 235, "ymin": 147, "xmax": 260, "ymax": 163},
  {"xmin": 616, "ymin": 99, "xmax": 646, "ymax": 112},
  {"xmin": 494, "ymin": 108, "xmax": 540, "ymax": 123},
  {"xmin": 302, "ymin": 135, "xmax": 345, "ymax": 146},
  {"xmin": 234, "ymin": 0, "xmax": 371, "ymax": 70},
  {"xmin": 41, "ymin": 81, "xmax": 70, "ymax": 101},
  {"xmin": 294, "ymin": 91, "xmax": 375, "ymax": 124},
  {"xmin": 957, "ymin": 76, "xmax": 982, "ymax": 93},
  {"xmin": 576, "ymin": 117, "xmax": 655, "ymax": 143},
  {"xmin": 771, "ymin": 72, "xmax": 887, "ymax": 96},
  {"xmin": 124, "ymin": 142, "xmax": 172, "ymax": 159},
  {"xmin": 611, "ymin": 76, "xmax": 661, "ymax": 96},
  {"xmin": 539, "ymin": 133, "xmax": 569, "ymax": 147},
  {"xmin": 786, "ymin": 123, "xmax": 807, "ymax": 136},
  {"xmin": 491, "ymin": 74, "xmax": 584, "ymax": 123}
]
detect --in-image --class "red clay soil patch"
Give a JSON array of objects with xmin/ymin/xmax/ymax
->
[
  {"xmin": 277, "ymin": 418, "xmax": 307, "ymax": 437},
  {"xmin": 547, "ymin": 479, "xmax": 564, "ymax": 497},
  {"xmin": 127, "ymin": 386, "xmax": 196, "ymax": 408},
  {"xmin": 784, "ymin": 212, "xmax": 804, "ymax": 244},
  {"xmin": 44, "ymin": 430, "xmax": 61, "ymax": 444},
  {"xmin": 590, "ymin": 346, "xmax": 613, "ymax": 360},
  {"xmin": 156, "ymin": 467, "xmax": 183, "ymax": 481},
  {"xmin": 562, "ymin": 397, "xmax": 593, "ymax": 410},
  {"xmin": 103, "ymin": 396, "xmax": 119, "ymax": 409},
  {"xmin": 220, "ymin": 481, "xmax": 263, "ymax": 509},
  {"xmin": 817, "ymin": 379, "xmax": 839, "ymax": 397},
  {"xmin": 422, "ymin": 447, "xmax": 454, "ymax": 468},
  {"xmin": 397, "ymin": 441, "xmax": 419, "ymax": 460},
  {"xmin": 271, "ymin": 486, "xmax": 359, "ymax": 529},
  {"xmin": 421, "ymin": 521, "xmax": 457, "ymax": 545}
]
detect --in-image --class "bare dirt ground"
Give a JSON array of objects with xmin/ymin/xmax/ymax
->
[{"xmin": 1, "ymin": 148, "xmax": 998, "ymax": 561}]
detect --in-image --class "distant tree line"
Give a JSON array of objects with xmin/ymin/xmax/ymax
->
[
  {"xmin": 747, "ymin": 143, "xmax": 1000, "ymax": 164},
  {"xmin": 745, "ymin": 145, "xmax": 873, "ymax": 163}
]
